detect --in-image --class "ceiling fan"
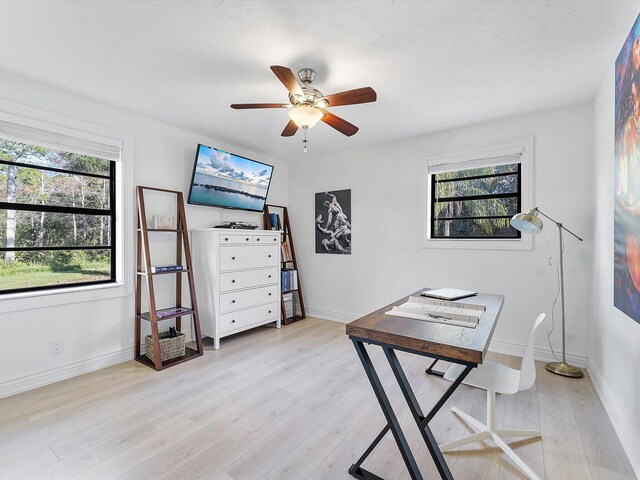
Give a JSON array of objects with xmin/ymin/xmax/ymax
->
[{"xmin": 231, "ymin": 65, "xmax": 377, "ymax": 150}]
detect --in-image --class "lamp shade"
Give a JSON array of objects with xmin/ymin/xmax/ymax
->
[
  {"xmin": 510, "ymin": 211, "xmax": 543, "ymax": 233},
  {"xmin": 288, "ymin": 105, "xmax": 324, "ymax": 129}
]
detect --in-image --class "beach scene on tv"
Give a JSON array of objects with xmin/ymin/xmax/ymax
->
[{"xmin": 189, "ymin": 146, "xmax": 273, "ymax": 211}]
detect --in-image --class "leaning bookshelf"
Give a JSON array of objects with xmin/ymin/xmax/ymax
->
[
  {"xmin": 135, "ymin": 186, "xmax": 204, "ymax": 370},
  {"xmin": 263, "ymin": 204, "xmax": 306, "ymax": 325}
]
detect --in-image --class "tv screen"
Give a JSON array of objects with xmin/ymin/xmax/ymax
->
[{"xmin": 187, "ymin": 144, "xmax": 274, "ymax": 212}]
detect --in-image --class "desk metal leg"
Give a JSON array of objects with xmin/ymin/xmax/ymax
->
[
  {"xmin": 350, "ymin": 340, "xmax": 423, "ymax": 480},
  {"xmin": 425, "ymin": 359, "xmax": 445, "ymax": 377},
  {"xmin": 384, "ymin": 348, "xmax": 473, "ymax": 480}
]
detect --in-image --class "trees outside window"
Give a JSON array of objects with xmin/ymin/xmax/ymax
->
[
  {"xmin": 430, "ymin": 163, "xmax": 521, "ymax": 239},
  {"xmin": 0, "ymin": 139, "xmax": 115, "ymax": 293}
]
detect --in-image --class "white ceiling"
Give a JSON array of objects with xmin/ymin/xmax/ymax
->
[{"xmin": 0, "ymin": 1, "xmax": 638, "ymax": 161}]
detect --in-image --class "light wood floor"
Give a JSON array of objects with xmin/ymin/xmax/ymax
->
[{"xmin": 0, "ymin": 318, "xmax": 636, "ymax": 480}]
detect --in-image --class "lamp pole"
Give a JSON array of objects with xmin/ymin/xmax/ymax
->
[{"xmin": 533, "ymin": 208, "xmax": 584, "ymax": 378}]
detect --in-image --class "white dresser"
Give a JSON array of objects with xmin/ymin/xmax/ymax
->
[{"xmin": 191, "ymin": 228, "xmax": 281, "ymax": 349}]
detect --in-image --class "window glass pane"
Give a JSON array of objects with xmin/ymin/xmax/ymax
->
[
  {"xmin": 432, "ymin": 218, "xmax": 518, "ymax": 238},
  {"xmin": 433, "ymin": 196, "xmax": 519, "ymax": 219},
  {"xmin": 435, "ymin": 173, "xmax": 518, "ymax": 198},
  {"xmin": 435, "ymin": 163, "xmax": 518, "ymax": 181},
  {"xmin": 0, "ymin": 139, "xmax": 111, "ymax": 176},
  {"xmin": 0, "ymin": 210, "xmax": 111, "ymax": 248},
  {"xmin": 0, "ymin": 249, "xmax": 111, "ymax": 291},
  {"xmin": 0, "ymin": 164, "xmax": 110, "ymax": 209}
]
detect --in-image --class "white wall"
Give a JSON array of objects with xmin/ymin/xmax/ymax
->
[
  {"xmin": 0, "ymin": 70, "xmax": 288, "ymax": 397},
  {"xmin": 289, "ymin": 102, "xmax": 594, "ymax": 364},
  {"xmin": 591, "ymin": 65, "xmax": 640, "ymax": 474}
]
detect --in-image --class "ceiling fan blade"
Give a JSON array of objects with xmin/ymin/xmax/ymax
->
[
  {"xmin": 230, "ymin": 103, "xmax": 289, "ymax": 109},
  {"xmin": 281, "ymin": 120, "xmax": 299, "ymax": 137},
  {"xmin": 320, "ymin": 110, "xmax": 359, "ymax": 136},
  {"xmin": 323, "ymin": 87, "xmax": 377, "ymax": 107},
  {"xmin": 270, "ymin": 65, "xmax": 303, "ymax": 96}
]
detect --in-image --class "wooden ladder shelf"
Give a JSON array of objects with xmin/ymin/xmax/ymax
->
[
  {"xmin": 263, "ymin": 204, "xmax": 306, "ymax": 325},
  {"xmin": 135, "ymin": 186, "xmax": 204, "ymax": 370}
]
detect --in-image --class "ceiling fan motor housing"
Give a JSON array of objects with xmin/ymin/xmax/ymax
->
[{"xmin": 298, "ymin": 68, "xmax": 316, "ymax": 84}]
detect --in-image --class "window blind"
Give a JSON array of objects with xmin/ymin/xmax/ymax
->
[
  {"xmin": 0, "ymin": 118, "xmax": 122, "ymax": 162},
  {"xmin": 427, "ymin": 149, "xmax": 523, "ymax": 175}
]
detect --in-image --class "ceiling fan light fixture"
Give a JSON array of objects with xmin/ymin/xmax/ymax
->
[{"xmin": 288, "ymin": 105, "xmax": 324, "ymax": 129}]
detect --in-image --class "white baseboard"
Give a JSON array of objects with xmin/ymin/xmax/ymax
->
[
  {"xmin": 587, "ymin": 363, "xmax": 640, "ymax": 478},
  {"xmin": 0, "ymin": 346, "xmax": 134, "ymax": 399},
  {"xmin": 488, "ymin": 337, "xmax": 590, "ymax": 368},
  {"xmin": 305, "ymin": 306, "xmax": 360, "ymax": 323}
]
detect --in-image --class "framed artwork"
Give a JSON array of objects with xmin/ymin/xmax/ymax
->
[
  {"xmin": 615, "ymin": 11, "xmax": 640, "ymax": 324},
  {"xmin": 315, "ymin": 190, "xmax": 351, "ymax": 254}
]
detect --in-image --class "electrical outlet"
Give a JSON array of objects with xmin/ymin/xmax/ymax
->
[{"xmin": 50, "ymin": 339, "xmax": 63, "ymax": 354}]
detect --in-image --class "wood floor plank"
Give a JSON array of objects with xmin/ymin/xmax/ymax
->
[
  {"xmin": 538, "ymin": 391, "xmax": 592, "ymax": 480},
  {"xmin": 161, "ymin": 438, "xmax": 246, "ymax": 480},
  {"xmin": 0, "ymin": 447, "xmax": 59, "ymax": 480},
  {"xmin": 23, "ymin": 421, "xmax": 158, "ymax": 480}
]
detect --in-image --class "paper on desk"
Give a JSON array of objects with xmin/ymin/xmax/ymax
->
[{"xmin": 384, "ymin": 296, "xmax": 485, "ymax": 328}]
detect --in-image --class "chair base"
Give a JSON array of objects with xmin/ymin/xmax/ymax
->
[{"xmin": 441, "ymin": 404, "xmax": 542, "ymax": 480}]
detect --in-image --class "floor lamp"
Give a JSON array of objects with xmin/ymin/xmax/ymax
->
[{"xmin": 510, "ymin": 207, "xmax": 584, "ymax": 378}]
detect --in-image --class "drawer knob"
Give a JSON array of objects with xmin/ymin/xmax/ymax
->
[
  {"xmin": 225, "ymin": 237, "xmax": 229, "ymax": 241},
  {"xmin": 268, "ymin": 310, "xmax": 272, "ymax": 314},
  {"xmin": 232, "ymin": 300, "xmax": 236, "ymax": 303},
  {"xmin": 232, "ymin": 319, "xmax": 236, "ymax": 323},
  {"xmin": 268, "ymin": 254, "xmax": 272, "ymax": 258},
  {"xmin": 257, "ymin": 238, "xmax": 261, "ymax": 241},
  {"xmin": 268, "ymin": 275, "xmax": 272, "ymax": 278},
  {"xmin": 231, "ymin": 279, "xmax": 236, "ymax": 283},
  {"xmin": 232, "ymin": 256, "xmax": 236, "ymax": 260},
  {"xmin": 273, "ymin": 238, "xmax": 277, "ymax": 241},
  {"xmin": 246, "ymin": 238, "xmax": 249, "ymax": 241},
  {"xmin": 268, "ymin": 293, "xmax": 272, "ymax": 296}
]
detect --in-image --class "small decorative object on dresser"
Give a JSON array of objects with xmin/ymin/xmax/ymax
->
[{"xmin": 191, "ymin": 228, "xmax": 282, "ymax": 349}]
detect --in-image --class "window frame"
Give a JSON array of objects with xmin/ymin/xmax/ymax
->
[
  {"xmin": 0, "ymin": 156, "xmax": 117, "ymax": 295},
  {"xmin": 420, "ymin": 136, "xmax": 534, "ymax": 251},
  {"xmin": 0, "ymin": 100, "xmax": 133, "ymax": 312},
  {"xmin": 430, "ymin": 163, "xmax": 522, "ymax": 240}
]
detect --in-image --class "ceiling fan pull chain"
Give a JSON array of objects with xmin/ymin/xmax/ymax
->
[{"xmin": 303, "ymin": 129, "xmax": 308, "ymax": 153}]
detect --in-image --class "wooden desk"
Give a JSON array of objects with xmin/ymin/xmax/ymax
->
[{"xmin": 346, "ymin": 289, "xmax": 504, "ymax": 480}]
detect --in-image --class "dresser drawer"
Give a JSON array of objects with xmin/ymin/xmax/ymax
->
[
  {"xmin": 219, "ymin": 284, "xmax": 279, "ymax": 313},
  {"xmin": 219, "ymin": 234, "xmax": 252, "ymax": 244},
  {"xmin": 219, "ymin": 267, "xmax": 278, "ymax": 292},
  {"xmin": 220, "ymin": 245, "xmax": 279, "ymax": 271},
  {"xmin": 220, "ymin": 302, "xmax": 279, "ymax": 334},
  {"xmin": 253, "ymin": 234, "xmax": 279, "ymax": 245}
]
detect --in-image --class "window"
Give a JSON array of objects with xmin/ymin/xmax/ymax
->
[
  {"xmin": 431, "ymin": 163, "xmax": 521, "ymax": 239},
  {"xmin": 0, "ymin": 120, "xmax": 121, "ymax": 294},
  {"xmin": 421, "ymin": 136, "xmax": 533, "ymax": 250}
]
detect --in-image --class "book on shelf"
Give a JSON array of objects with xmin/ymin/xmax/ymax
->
[
  {"xmin": 155, "ymin": 307, "xmax": 192, "ymax": 319},
  {"xmin": 151, "ymin": 264, "xmax": 184, "ymax": 273},
  {"xmin": 269, "ymin": 212, "xmax": 281, "ymax": 231},
  {"xmin": 281, "ymin": 241, "xmax": 292, "ymax": 262},
  {"xmin": 281, "ymin": 269, "xmax": 298, "ymax": 292}
]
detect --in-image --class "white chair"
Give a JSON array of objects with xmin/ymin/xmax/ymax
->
[{"xmin": 440, "ymin": 313, "xmax": 546, "ymax": 480}]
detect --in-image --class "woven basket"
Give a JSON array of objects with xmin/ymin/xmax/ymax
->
[{"xmin": 145, "ymin": 331, "xmax": 185, "ymax": 363}]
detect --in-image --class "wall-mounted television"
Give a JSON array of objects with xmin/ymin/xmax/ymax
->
[{"xmin": 187, "ymin": 144, "xmax": 274, "ymax": 212}]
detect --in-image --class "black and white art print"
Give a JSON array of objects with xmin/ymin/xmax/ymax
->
[{"xmin": 315, "ymin": 190, "xmax": 351, "ymax": 254}]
